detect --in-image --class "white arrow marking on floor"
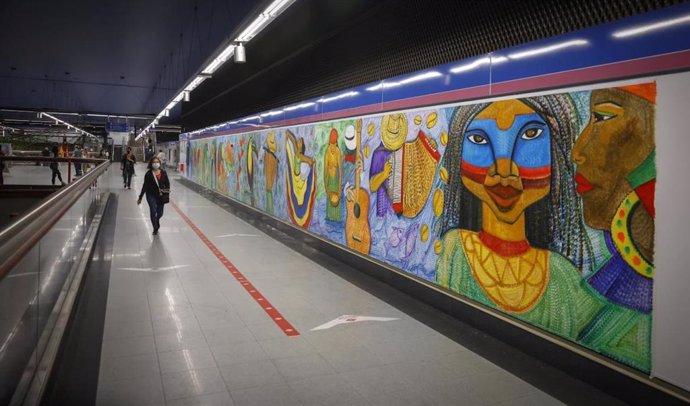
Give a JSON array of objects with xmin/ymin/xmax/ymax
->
[
  {"xmin": 215, "ymin": 233, "xmax": 260, "ymax": 238},
  {"xmin": 311, "ymin": 315, "xmax": 400, "ymax": 331},
  {"xmin": 118, "ymin": 265, "xmax": 189, "ymax": 272}
]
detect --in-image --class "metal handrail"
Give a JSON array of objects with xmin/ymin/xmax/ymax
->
[
  {"xmin": 0, "ymin": 158, "xmax": 110, "ymax": 279},
  {"xmin": 0, "ymin": 156, "xmax": 107, "ymax": 164}
]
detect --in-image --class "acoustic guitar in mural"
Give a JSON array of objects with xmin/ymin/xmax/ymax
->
[{"xmin": 345, "ymin": 119, "xmax": 371, "ymax": 254}]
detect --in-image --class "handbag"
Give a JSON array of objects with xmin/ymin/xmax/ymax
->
[{"xmin": 152, "ymin": 171, "xmax": 170, "ymax": 204}]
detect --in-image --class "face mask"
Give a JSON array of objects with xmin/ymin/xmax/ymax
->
[{"xmin": 152, "ymin": 163, "xmax": 160, "ymax": 169}]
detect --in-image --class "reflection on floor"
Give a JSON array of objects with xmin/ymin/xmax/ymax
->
[{"xmin": 96, "ymin": 164, "xmax": 622, "ymax": 406}]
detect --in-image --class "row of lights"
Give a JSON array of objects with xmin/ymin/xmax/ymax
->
[
  {"xmin": 135, "ymin": 0, "xmax": 296, "ymax": 141},
  {"xmin": 38, "ymin": 112, "xmax": 98, "ymax": 139}
]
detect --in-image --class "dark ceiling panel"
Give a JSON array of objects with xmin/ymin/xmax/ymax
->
[{"xmin": 0, "ymin": 0, "xmax": 258, "ymax": 116}]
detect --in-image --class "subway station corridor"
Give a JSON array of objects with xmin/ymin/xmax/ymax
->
[
  {"xmin": 77, "ymin": 165, "xmax": 615, "ymax": 406},
  {"xmin": 4, "ymin": 1, "xmax": 690, "ymax": 405}
]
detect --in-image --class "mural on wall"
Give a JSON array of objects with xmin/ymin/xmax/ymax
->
[{"xmin": 186, "ymin": 82, "xmax": 656, "ymax": 372}]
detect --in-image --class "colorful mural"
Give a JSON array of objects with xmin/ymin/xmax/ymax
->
[{"xmin": 187, "ymin": 83, "xmax": 656, "ymax": 372}]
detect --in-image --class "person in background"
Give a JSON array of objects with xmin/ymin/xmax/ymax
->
[
  {"xmin": 157, "ymin": 149, "xmax": 166, "ymax": 168},
  {"xmin": 0, "ymin": 149, "xmax": 5, "ymax": 185},
  {"xmin": 50, "ymin": 145, "xmax": 66, "ymax": 186},
  {"xmin": 121, "ymin": 147, "xmax": 136, "ymax": 189},
  {"xmin": 137, "ymin": 156, "xmax": 170, "ymax": 235},
  {"xmin": 73, "ymin": 144, "xmax": 83, "ymax": 176}
]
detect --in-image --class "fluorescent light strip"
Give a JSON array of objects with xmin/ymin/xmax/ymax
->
[
  {"xmin": 507, "ymin": 39, "xmax": 589, "ymax": 59},
  {"xmin": 41, "ymin": 112, "xmax": 97, "ymax": 139},
  {"xmin": 138, "ymin": 0, "xmax": 299, "ymax": 140},
  {"xmin": 612, "ymin": 14, "xmax": 690, "ymax": 38},
  {"xmin": 284, "ymin": 102, "xmax": 315, "ymax": 111},
  {"xmin": 317, "ymin": 91, "xmax": 359, "ymax": 103},
  {"xmin": 449, "ymin": 56, "xmax": 508, "ymax": 74},
  {"xmin": 366, "ymin": 71, "xmax": 443, "ymax": 91}
]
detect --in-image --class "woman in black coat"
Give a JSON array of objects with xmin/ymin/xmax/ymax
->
[{"xmin": 137, "ymin": 156, "xmax": 170, "ymax": 235}]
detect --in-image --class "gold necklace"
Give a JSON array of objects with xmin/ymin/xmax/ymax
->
[{"xmin": 461, "ymin": 230, "xmax": 549, "ymax": 313}]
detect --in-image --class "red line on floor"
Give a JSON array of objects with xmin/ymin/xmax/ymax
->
[{"xmin": 171, "ymin": 201, "xmax": 300, "ymax": 336}]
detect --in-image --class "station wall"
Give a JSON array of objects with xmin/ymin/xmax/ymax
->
[{"xmin": 181, "ymin": 3, "xmax": 690, "ymax": 392}]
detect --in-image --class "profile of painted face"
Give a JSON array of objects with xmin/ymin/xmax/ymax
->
[
  {"xmin": 572, "ymin": 88, "xmax": 655, "ymax": 230},
  {"xmin": 460, "ymin": 100, "xmax": 552, "ymax": 224}
]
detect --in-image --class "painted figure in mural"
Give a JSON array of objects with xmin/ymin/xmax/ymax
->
[
  {"xmin": 285, "ymin": 130, "xmax": 317, "ymax": 228},
  {"xmin": 247, "ymin": 137, "xmax": 259, "ymax": 205},
  {"xmin": 342, "ymin": 124, "xmax": 357, "ymax": 181},
  {"xmin": 344, "ymin": 119, "xmax": 371, "ymax": 254},
  {"xmin": 263, "ymin": 132, "xmax": 279, "ymax": 215},
  {"xmin": 572, "ymin": 84, "xmax": 656, "ymax": 371},
  {"xmin": 436, "ymin": 95, "xmax": 603, "ymax": 340},
  {"xmin": 324, "ymin": 128, "xmax": 343, "ymax": 221},
  {"xmin": 369, "ymin": 113, "xmax": 440, "ymax": 218}
]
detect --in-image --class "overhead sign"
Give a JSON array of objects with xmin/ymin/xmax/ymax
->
[{"xmin": 106, "ymin": 122, "xmax": 129, "ymax": 132}]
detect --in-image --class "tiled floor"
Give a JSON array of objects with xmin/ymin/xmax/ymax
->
[{"xmin": 95, "ymin": 164, "xmax": 620, "ymax": 406}]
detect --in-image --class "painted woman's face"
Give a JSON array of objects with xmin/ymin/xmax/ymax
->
[
  {"xmin": 572, "ymin": 88, "xmax": 655, "ymax": 230},
  {"xmin": 461, "ymin": 100, "xmax": 552, "ymax": 224}
]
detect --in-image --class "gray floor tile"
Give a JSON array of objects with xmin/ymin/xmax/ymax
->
[
  {"xmin": 219, "ymin": 360, "xmax": 285, "ymax": 390},
  {"xmin": 288, "ymin": 374, "xmax": 367, "ymax": 406},
  {"xmin": 155, "ymin": 329, "xmax": 209, "ymax": 353},
  {"xmin": 211, "ymin": 341, "xmax": 269, "ymax": 367},
  {"xmin": 230, "ymin": 383, "xmax": 303, "ymax": 406},
  {"xmin": 99, "ymin": 352, "xmax": 161, "ymax": 383},
  {"xmin": 161, "ymin": 367, "xmax": 228, "ymax": 401},
  {"xmin": 460, "ymin": 370, "xmax": 539, "ymax": 405},
  {"xmin": 102, "ymin": 318, "xmax": 154, "ymax": 340},
  {"xmin": 97, "ymin": 374, "xmax": 164, "ymax": 406},
  {"xmin": 273, "ymin": 354, "xmax": 336, "ymax": 382},
  {"xmin": 318, "ymin": 343, "xmax": 387, "ymax": 373},
  {"xmin": 246, "ymin": 320, "xmax": 289, "ymax": 341},
  {"xmin": 159, "ymin": 347, "xmax": 217, "ymax": 374},
  {"xmin": 339, "ymin": 365, "xmax": 411, "ymax": 398},
  {"xmin": 203, "ymin": 324, "xmax": 256, "ymax": 347},
  {"xmin": 492, "ymin": 390, "xmax": 566, "ymax": 406},
  {"xmin": 167, "ymin": 391, "xmax": 236, "ymax": 406},
  {"xmin": 258, "ymin": 336, "xmax": 316, "ymax": 359},
  {"xmin": 101, "ymin": 335, "xmax": 156, "ymax": 358}
]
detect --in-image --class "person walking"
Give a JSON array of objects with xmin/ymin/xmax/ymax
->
[
  {"xmin": 157, "ymin": 149, "xmax": 166, "ymax": 168},
  {"xmin": 49, "ymin": 145, "xmax": 66, "ymax": 186},
  {"xmin": 121, "ymin": 147, "xmax": 136, "ymax": 189},
  {"xmin": 137, "ymin": 157, "xmax": 170, "ymax": 235},
  {"xmin": 0, "ymin": 149, "xmax": 5, "ymax": 186},
  {"xmin": 73, "ymin": 144, "xmax": 83, "ymax": 176}
]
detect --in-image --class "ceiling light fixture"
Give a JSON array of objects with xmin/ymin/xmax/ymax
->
[
  {"xmin": 234, "ymin": 43, "xmax": 246, "ymax": 63},
  {"xmin": 41, "ymin": 112, "xmax": 98, "ymax": 139},
  {"xmin": 136, "ymin": 0, "xmax": 297, "ymax": 140}
]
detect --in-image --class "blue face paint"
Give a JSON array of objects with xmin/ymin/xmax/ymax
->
[{"xmin": 461, "ymin": 113, "xmax": 551, "ymax": 169}]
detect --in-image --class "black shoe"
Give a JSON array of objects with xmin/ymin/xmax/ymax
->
[
  {"xmin": 152, "ymin": 230, "xmax": 158, "ymax": 235},
  {"xmin": 128, "ymin": 186, "xmax": 131, "ymax": 189}
]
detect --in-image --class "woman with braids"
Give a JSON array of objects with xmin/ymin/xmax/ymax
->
[{"xmin": 436, "ymin": 94, "xmax": 611, "ymax": 343}]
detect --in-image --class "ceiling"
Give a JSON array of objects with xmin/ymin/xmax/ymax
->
[{"xmin": 0, "ymin": 0, "xmax": 260, "ymax": 133}]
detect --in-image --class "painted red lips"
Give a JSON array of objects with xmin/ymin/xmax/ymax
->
[
  {"xmin": 486, "ymin": 184, "xmax": 522, "ymax": 210},
  {"xmin": 575, "ymin": 173, "xmax": 594, "ymax": 194}
]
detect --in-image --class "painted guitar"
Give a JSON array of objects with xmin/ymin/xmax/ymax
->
[{"xmin": 345, "ymin": 119, "xmax": 371, "ymax": 254}]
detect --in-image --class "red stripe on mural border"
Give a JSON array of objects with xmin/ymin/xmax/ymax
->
[{"xmin": 171, "ymin": 201, "xmax": 300, "ymax": 336}]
